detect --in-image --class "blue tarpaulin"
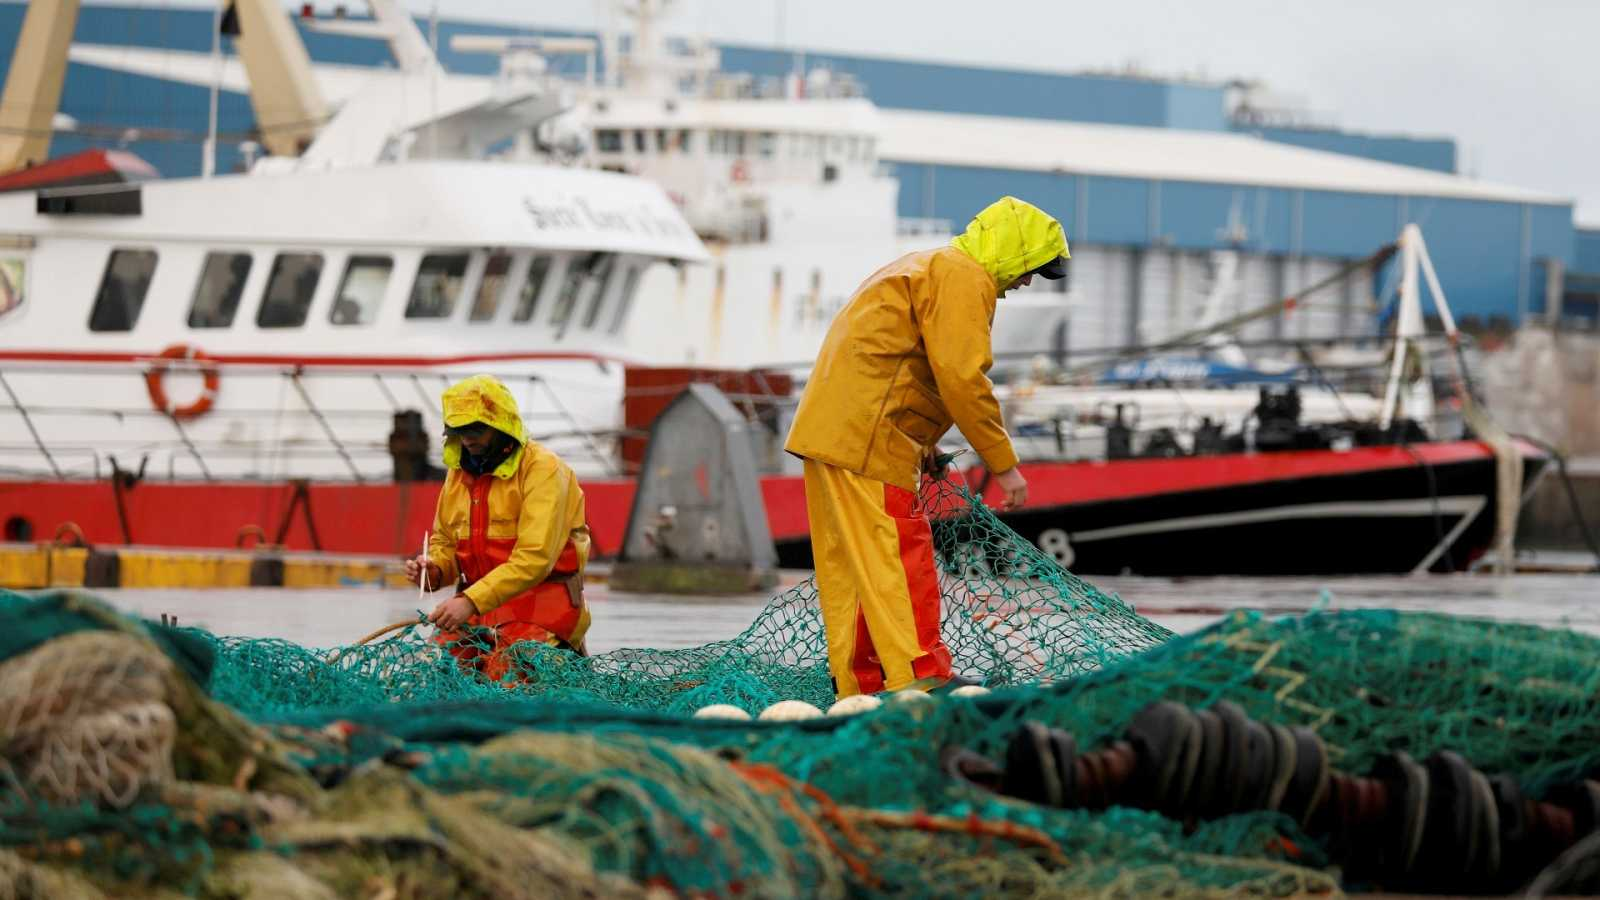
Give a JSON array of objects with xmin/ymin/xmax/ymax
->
[{"xmin": 1098, "ymin": 357, "xmax": 1298, "ymax": 385}]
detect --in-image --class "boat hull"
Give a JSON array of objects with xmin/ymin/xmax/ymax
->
[
  {"xmin": 0, "ymin": 440, "xmax": 1542, "ymax": 578},
  {"xmin": 773, "ymin": 441, "xmax": 1549, "ymax": 576}
]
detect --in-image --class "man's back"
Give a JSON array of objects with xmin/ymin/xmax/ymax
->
[{"xmin": 785, "ymin": 245, "xmax": 1014, "ymax": 491}]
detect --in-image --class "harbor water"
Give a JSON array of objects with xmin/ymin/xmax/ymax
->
[{"xmin": 85, "ymin": 570, "xmax": 1600, "ymax": 655}]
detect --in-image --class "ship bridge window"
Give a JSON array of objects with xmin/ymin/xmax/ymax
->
[
  {"xmin": 331, "ymin": 255, "xmax": 391, "ymax": 326},
  {"xmin": 88, "ymin": 248, "xmax": 157, "ymax": 332},
  {"xmin": 677, "ymin": 129, "xmax": 693, "ymax": 153},
  {"xmin": 596, "ymin": 129, "xmax": 622, "ymax": 153},
  {"xmin": 550, "ymin": 252, "xmax": 609, "ymax": 337},
  {"xmin": 257, "ymin": 252, "xmax": 323, "ymax": 328},
  {"xmin": 405, "ymin": 252, "xmax": 467, "ymax": 319},
  {"xmin": 511, "ymin": 255, "xmax": 553, "ymax": 322},
  {"xmin": 608, "ymin": 263, "xmax": 644, "ymax": 334},
  {"xmin": 470, "ymin": 252, "xmax": 512, "ymax": 322},
  {"xmin": 633, "ymin": 129, "xmax": 647, "ymax": 153},
  {"xmin": 654, "ymin": 129, "xmax": 668, "ymax": 152},
  {"xmin": 580, "ymin": 254, "xmax": 618, "ymax": 329},
  {"xmin": 756, "ymin": 132, "xmax": 777, "ymax": 158},
  {"xmin": 187, "ymin": 252, "xmax": 252, "ymax": 329}
]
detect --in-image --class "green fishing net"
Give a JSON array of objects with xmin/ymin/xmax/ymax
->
[{"xmin": 2, "ymin": 478, "xmax": 1598, "ymax": 898}]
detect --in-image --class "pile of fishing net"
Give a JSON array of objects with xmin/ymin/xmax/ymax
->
[{"xmin": 3, "ymin": 479, "xmax": 1600, "ymax": 898}]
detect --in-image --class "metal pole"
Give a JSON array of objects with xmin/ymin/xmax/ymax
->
[
  {"xmin": 165, "ymin": 414, "xmax": 214, "ymax": 482},
  {"xmin": 203, "ymin": 0, "xmax": 221, "ymax": 178},
  {"xmin": 289, "ymin": 371, "xmax": 365, "ymax": 482},
  {"xmin": 537, "ymin": 376, "xmax": 618, "ymax": 476},
  {"xmin": 1378, "ymin": 229, "xmax": 1419, "ymax": 431},
  {"xmin": 0, "ymin": 371, "xmax": 61, "ymax": 478}
]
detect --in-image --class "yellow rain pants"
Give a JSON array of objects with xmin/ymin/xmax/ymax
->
[{"xmin": 803, "ymin": 459, "xmax": 953, "ymax": 698}]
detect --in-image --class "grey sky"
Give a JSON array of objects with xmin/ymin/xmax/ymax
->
[{"xmin": 103, "ymin": 1, "xmax": 1600, "ymax": 223}]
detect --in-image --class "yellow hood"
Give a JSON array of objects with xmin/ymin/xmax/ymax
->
[
  {"xmin": 440, "ymin": 374, "xmax": 526, "ymax": 478},
  {"xmin": 950, "ymin": 196, "xmax": 1070, "ymax": 290}
]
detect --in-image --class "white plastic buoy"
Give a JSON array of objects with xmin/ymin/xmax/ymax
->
[
  {"xmin": 889, "ymin": 689, "xmax": 934, "ymax": 705},
  {"xmin": 826, "ymin": 694, "xmax": 883, "ymax": 717},
  {"xmin": 693, "ymin": 704, "xmax": 751, "ymax": 721},
  {"xmin": 949, "ymin": 685, "xmax": 991, "ymax": 698},
  {"xmin": 758, "ymin": 700, "xmax": 824, "ymax": 721}
]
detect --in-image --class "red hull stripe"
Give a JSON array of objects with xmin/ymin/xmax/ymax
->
[
  {"xmin": 966, "ymin": 441, "xmax": 1524, "ymax": 509},
  {"xmin": 0, "ymin": 441, "xmax": 1524, "ymax": 556},
  {"xmin": 0, "ymin": 348, "xmax": 625, "ymax": 368}
]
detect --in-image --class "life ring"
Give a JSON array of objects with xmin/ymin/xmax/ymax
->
[
  {"xmin": 144, "ymin": 343, "xmax": 220, "ymax": 420},
  {"xmin": 730, "ymin": 159, "xmax": 750, "ymax": 183}
]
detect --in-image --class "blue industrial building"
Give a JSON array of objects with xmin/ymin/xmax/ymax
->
[{"xmin": 0, "ymin": 1, "xmax": 1591, "ymax": 329}]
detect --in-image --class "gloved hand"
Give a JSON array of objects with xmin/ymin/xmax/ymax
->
[{"xmin": 922, "ymin": 447, "xmax": 967, "ymax": 480}]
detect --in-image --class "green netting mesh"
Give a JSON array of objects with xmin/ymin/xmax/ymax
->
[{"xmin": 3, "ymin": 478, "xmax": 1598, "ymax": 898}]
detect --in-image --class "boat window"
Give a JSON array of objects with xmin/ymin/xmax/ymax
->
[
  {"xmin": 0, "ymin": 256, "xmax": 23, "ymax": 321},
  {"xmin": 595, "ymin": 129, "xmax": 622, "ymax": 153},
  {"xmin": 757, "ymin": 132, "xmax": 777, "ymax": 158},
  {"xmin": 256, "ymin": 252, "xmax": 323, "ymax": 328},
  {"xmin": 330, "ymin": 255, "xmax": 391, "ymax": 326},
  {"xmin": 470, "ymin": 252, "xmax": 512, "ymax": 322},
  {"xmin": 550, "ymin": 252, "xmax": 606, "ymax": 336},
  {"xmin": 511, "ymin": 255, "xmax": 552, "ymax": 322},
  {"xmin": 677, "ymin": 129, "xmax": 693, "ymax": 153},
  {"xmin": 608, "ymin": 263, "xmax": 643, "ymax": 334},
  {"xmin": 708, "ymin": 130, "xmax": 725, "ymax": 155},
  {"xmin": 88, "ymin": 248, "xmax": 157, "ymax": 332},
  {"xmin": 405, "ymin": 252, "xmax": 467, "ymax": 319},
  {"xmin": 187, "ymin": 252, "xmax": 251, "ymax": 329},
  {"xmin": 580, "ymin": 254, "xmax": 618, "ymax": 329},
  {"xmin": 633, "ymin": 129, "xmax": 646, "ymax": 153},
  {"xmin": 654, "ymin": 129, "xmax": 668, "ymax": 152},
  {"xmin": 731, "ymin": 131, "xmax": 748, "ymax": 155}
]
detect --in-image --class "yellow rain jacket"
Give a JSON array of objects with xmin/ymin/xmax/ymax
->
[
  {"xmin": 784, "ymin": 196, "xmax": 1069, "ymax": 490},
  {"xmin": 425, "ymin": 376, "xmax": 591, "ymax": 629}
]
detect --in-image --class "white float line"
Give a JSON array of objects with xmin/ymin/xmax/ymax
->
[{"xmin": 1065, "ymin": 496, "xmax": 1487, "ymax": 544}]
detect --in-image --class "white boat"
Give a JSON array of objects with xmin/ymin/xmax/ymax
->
[
  {"xmin": 58, "ymin": 0, "xmax": 1071, "ymax": 371},
  {"xmin": 0, "ymin": 0, "xmax": 718, "ymax": 482}
]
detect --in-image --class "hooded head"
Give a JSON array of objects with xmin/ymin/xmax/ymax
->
[
  {"xmin": 440, "ymin": 374, "xmax": 526, "ymax": 477},
  {"xmin": 950, "ymin": 196, "xmax": 1070, "ymax": 297}
]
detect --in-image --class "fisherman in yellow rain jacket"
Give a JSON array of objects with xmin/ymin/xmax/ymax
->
[
  {"xmin": 404, "ymin": 375, "xmax": 592, "ymax": 680},
  {"xmin": 785, "ymin": 196, "xmax": 1069, "ymax": 698}
]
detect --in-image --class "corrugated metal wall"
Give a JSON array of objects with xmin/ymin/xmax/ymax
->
[
  {"xmin": 898, "ymin": 162, "xmax": 1573, "ymax": 324},
  {"xmin": 1044, "ymin": 245, "xmax": 1377, "ymax": 358}
]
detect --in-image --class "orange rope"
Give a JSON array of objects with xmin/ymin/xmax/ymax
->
[
  {"xmin": 732, "ymin": 763, "xmax": 879, "ymax": 886},
  {"xmin": 731, "ymin": 762, "xmax": 1072, "ymax": 877},
  {"xmin": 840, "ymin": 808, "xmax": 1070, "ymax": 868}
]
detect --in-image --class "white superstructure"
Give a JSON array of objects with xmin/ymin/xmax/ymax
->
[
  {"xmin": 62, "ymin": 0, "xmax": 1068, "ymax": 370},
  {"xmin": 0, "ymin": 156, "xmax": 706, "ymax": 481}
]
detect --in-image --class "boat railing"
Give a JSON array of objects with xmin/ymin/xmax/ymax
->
[{"xmin": 0, "ymin": 360, "xmax": 627, "ymax": 483}]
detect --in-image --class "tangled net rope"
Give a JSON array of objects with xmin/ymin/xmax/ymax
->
[{"xmin": 1, "ymin": 478, "xmax": 1597, "ymax": 898}]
